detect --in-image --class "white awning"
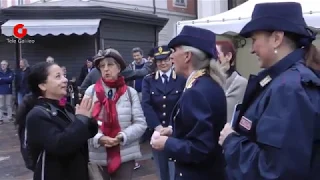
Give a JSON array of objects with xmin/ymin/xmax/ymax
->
[
  {"xmin": 1, "ymin": 19, "xmax": 101, "ymax": 36},
  {"xmin": 177, "ymin": 0, "xmax": 320, "ymax": 35}
]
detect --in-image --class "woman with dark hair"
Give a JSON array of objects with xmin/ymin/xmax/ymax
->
[
  {"xmin": 15, "ymin": 62, "xmax": 98, "ymax": 180},
  {"xmin": 219, "ymin": 2, "xmax": 320, "ymax": 179},
  {"xmin": 216, "ymin": 41, "xmax": 247, "ymax": 122}
]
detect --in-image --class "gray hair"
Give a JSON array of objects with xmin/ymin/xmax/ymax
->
[
  {"xmin": 46, "ymin": 56, "xmax": 54, "ymax": 62},
  {"xmin": 132, "ymin": 47, "xmax": 144, "ymax": 56},
  {"xmin": 20, "ymin": 58, "xmax": 30, "ymax": 68},
  {"xmin": 181, "ymin": 46, "xmax": 226, "ymax": 88},
  {"xmin": 1, "ymin": 60, "xmax": 8, "ymax": 65}
]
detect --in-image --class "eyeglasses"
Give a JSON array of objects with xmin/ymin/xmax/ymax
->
[{"xmin": 156, "ymin": 59, "xmax": 171, "ymax": 63}]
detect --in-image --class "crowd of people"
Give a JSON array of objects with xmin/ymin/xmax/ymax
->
[{"xmin": 10, "ymin": 2, "xmax": 320, "ymax": 180}]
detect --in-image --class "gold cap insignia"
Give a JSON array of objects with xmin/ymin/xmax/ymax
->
[{"xmin": 158, "ymin": 47, "xmax": 163, "ymax": 54}]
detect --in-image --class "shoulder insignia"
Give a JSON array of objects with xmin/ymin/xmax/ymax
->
[
  {"xmin": 146, "ymin": 72, "xmax": 154, "ymax": 77},
  {"xmin": 184, "ymin": 69, "xmax": 206, "ymax": 91},
  {"xmin": 172, "ymin": 70, "xmax": 177, "ymax": 80},
  {"xmin": 155, "ymin": 71, "xmax": 160, "ymax": 80},
  {"xmin": 145, "ymin": 72, "xmax": 156, "ymax": 78}
]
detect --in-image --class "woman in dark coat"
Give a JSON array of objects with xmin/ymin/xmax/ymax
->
[
  {"xmin": 15, "ymin": 62, "xmax": 98, "ymax": 180},
  {"xmin": 219, "ymin": 2, "xmax": 320, "ymax": 180}
]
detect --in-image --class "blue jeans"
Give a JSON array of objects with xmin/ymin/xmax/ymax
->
[{"xmin": 152, "ymin": 149, "xmax": 175, "ymax": 180}]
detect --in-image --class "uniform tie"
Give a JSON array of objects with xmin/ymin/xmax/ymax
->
[
  {"xmin": 162, "ymin": 74, "xmax": 168, "ymax": 84},
  {"xmin": 162, "ymin": 74, "xmax": 168, "ymax": 91}
]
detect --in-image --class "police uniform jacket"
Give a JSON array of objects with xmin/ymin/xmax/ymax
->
[
  {"xmin": 223, "ymin": 49, "xmax": 320, "ymax": 180},
  {"xmin": 163, "ymin": 70, "xmax": 227, "ymax": 180},
  {"xmin": 142, "ymin": 69, "xmax": 186, "ymax": 129}
]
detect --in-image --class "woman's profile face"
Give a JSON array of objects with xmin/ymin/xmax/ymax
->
[
  {"xmin": 216, "ymin": 45, "xmax": 232, "ymax": 70},
  {"xmin": 39, "ymin": 64, "xmax": 68, "ymax": 100},
  {"xmin": 251, "ymin": 31, "xmax": 278, "ymax": 68},
  {"xmin": 99, "ymin": 58, "xmax": 120, "ymax": 80}
]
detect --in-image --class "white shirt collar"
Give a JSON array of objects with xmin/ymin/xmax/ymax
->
[{"xmin": 159, "ymin": 68, "xmax": 172, "ymax": 82}]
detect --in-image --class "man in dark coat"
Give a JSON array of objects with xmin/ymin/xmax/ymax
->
[
  {"xmin": 15, "ymin": 58, "xmax": 31, "ymax": 105},
  {"xmin": 77, "ymin": 57, "xmax": 94, "ymax": 86}
]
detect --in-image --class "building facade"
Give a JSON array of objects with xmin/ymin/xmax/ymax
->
[
  {"xmin": 197, "ymin": 0, "xmax": 247, "ymax": 19},
  {"xmin": 79, "ymin": 0, "xmax": 197, "ymax": 46},
  {"xmin": 1, "ymin": 0, "xmax": 249, "ymax": 45},
  {"xmin": 0, "ymin": 1, "xmax": 167, "ymax": 77},
  {"xmin": 1, "ymin": 0, "xmax": 197, "ymax": 46}
]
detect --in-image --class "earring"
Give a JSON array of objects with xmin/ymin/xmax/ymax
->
[{"xmin": 274, "ymin": 49, "xmax": 278, "ymax": 54}]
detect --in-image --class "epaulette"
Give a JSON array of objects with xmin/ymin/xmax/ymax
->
[
  {"xmin": 145, "ymin": 72, "xmax": 155, "ymax": 78},
  {"xmin": 146, "ymin": 72, "xmax": 156, "ymax": 77}
]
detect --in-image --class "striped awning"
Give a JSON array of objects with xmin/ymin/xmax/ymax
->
[{"xmin": 1, "ymin": 19, "xmax": 101, "ymax": 36}]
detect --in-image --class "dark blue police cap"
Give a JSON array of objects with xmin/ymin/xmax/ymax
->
[
  {"xmin": 153, "ymin": 46, "xmax": 172, "ymax": 61},
  {"xmin": 168, "ymin": 26, "xmax": 218, "ymax": 59},
  {"xmin": 240, "ymin": 2, "xmax": 316, "ymax": 47}
]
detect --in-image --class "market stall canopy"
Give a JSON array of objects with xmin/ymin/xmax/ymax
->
[
  {"xmin": 176, "ymin": 0, "xmax": 320, "ymax": 35},
  {"xmin": 1, "ymin": 19, "xmax": 101, "ymax": 36}
]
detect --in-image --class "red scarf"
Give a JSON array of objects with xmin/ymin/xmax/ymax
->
[{"xmin": 92, "ymin": 76, "xmax": 127, "ymax": 174}]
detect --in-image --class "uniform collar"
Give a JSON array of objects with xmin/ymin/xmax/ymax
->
[
  {"xmin": 256, "ymin": 49, "xmax": 304, "ymax": 87},
  {"xmin": 159, "ymin": 68, "xmax": 172, "ymax": 78},
  {"xmin": 187, "ymin": 71, "xmax": 196, "ymax": 83}
]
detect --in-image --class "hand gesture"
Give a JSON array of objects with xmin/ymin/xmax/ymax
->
[
  {"xmin": 75, "ymin": 98, "xmax": 92, "ymax": 118},
  {"xmin": 99, "ymin": 136, "xmax": 119, "ymax": 147},
  {"xmin": 151, "ymin": 136, "xmax": 168, "ymax": 151},
  {"xmin": 155, "ymin": 125, "xmax": 163, "ymax": 132},
  {"xmin": 160, "ymin": 127, "xmax": 173, "ymax": 136},
  {"xmin": 219, "ymin": 123, "xmax": 235, "ymax": 146}
]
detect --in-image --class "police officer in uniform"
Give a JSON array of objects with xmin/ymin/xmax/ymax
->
[
  {"xmin": 219, "ymin": 2, "xmax": 320, "ymax": 179},
  {"xmin": 142, "ymin": 45, "xmax": 185, "ymax": 180},
  {"xmin": 151, "ymin": 26, "xmax": 227, "ymax": 180}
]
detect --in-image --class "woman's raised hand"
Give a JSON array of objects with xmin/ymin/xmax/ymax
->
[{"xmin": 75, "ymin": 98, "xmax": 93, "ymax": 118}]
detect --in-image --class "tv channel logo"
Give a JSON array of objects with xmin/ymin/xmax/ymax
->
[
  {"xmin": 13, "ymin": 24, "xmax": 27, "ymax": 39},
  {"xmin": 7, "ymin": 24, "xmax": 35, "ymax": 44}
]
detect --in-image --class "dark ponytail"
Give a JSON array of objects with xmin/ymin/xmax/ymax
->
[
  {"xmin": 15, "ymin": 94, "xmax": 37, "ymax": 140},
  {"xmin": 284, "ymin": 31, "xmax": 320, "ymax": 70},
  {"xmin": 304, "ymin": 44, "xmax": 320, "ymax": 71}
]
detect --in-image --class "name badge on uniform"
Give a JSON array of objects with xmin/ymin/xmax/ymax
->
[
  {"xmin": 239, "ymin": 116, "xmax": 252, "ymax": 131},
  {"xmin": 259, "ymin": 75, "xmax": 272, "ymax": 87}
]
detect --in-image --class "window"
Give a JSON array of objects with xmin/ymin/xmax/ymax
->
[
  {"xmin": 228, "ymin": 0, "xmax": 247, "ymax": 9},
  {"xmin": 174, "ymin": 0, "xmax": 187, "ymax": 8}
]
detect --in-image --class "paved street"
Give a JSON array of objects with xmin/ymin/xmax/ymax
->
[{"xmin": 0, "ymin": 122, "xmax": 157, "ymax": 180}]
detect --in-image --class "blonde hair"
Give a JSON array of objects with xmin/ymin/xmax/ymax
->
[{"xmin": 181, "ymin": 46, "xmax": 226, "ymax": 89}]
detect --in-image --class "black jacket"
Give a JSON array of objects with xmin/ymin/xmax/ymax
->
[
  {"xmin": 15, "ymin": 67, "xmax": 31, "ymax": 94},
  {"xmin": 26, "ymin": 98, "xmax": 98, "ymax": 180},
  {"xmin": 78, "ymin": 65, "xmax": 94, "ymax": 86}
]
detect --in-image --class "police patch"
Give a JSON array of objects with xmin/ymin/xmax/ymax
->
[{"xmin": 239, "ymin": 116, "xmax": 252, "ymax": 130}]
